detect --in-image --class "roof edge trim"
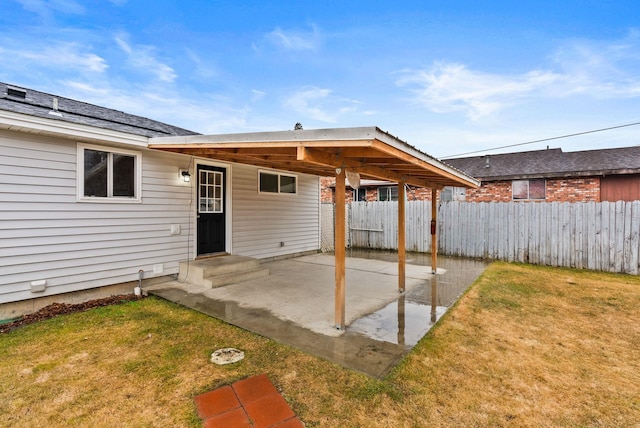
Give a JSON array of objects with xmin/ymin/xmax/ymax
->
[{"xmin": 0, "ymin": 109, "xmax": 149, "ymax": 147}]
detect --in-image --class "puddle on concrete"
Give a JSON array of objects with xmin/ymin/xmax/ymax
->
[
  {"xmin": 346, "ymin": 298, "xmax": 448, "ymax": 347},
  {"xmin": 150, "ymin": 250, "xmax": 488, "ymax": 377},
  {"xmin": 343, "ymin": 249, "xmax": 485, "ymax": 347}
]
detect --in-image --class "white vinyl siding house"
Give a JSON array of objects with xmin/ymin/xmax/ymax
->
[
  {"xmin": 231, "ymin": 163, "xmax": 319, "ymax": 259},
  {"xmin": 0, "ymin": 128, "xmax": 321, "ymax": 305},
  {"xmin": 0, "ymin": 129, "xmax": 193, "ymax": 304},
  {"xmin": 0, "ymin": 82, "xmax": 323, "ymax": 308}
]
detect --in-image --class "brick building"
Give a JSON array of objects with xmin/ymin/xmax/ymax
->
[{"xmin": 322, "ymin": 146, "xmax": 640, "ymax": 203}]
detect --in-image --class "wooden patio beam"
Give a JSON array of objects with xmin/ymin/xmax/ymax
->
[
  {"xmin": 297, "ymin": 147, "xmax": 444, "ymax": 189},
  {"xmin": 371, "ymin": 140, "xmax": 479, "ymax": 188}
]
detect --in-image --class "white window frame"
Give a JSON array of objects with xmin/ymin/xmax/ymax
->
[
  {"xmin": 258, "ymin": 169, "xmax": 298, "ymax": 195},
  {"xmin": 353, "ymin": 188, "xmax": 367, "ymax": 201},
  {"xmin": 77, "ymin": 143, "xmax": 142, "ymax": 203},
  {"xmin": 378, "ymin": 186, "xmax": 398, "ymax": 201},
  {"xmin": 512, "ymin": 179, "xmax": 546, "ymax": 200}
]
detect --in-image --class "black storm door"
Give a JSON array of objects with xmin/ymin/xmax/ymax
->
[{"xmin": 197, "ymin": 165, "xmax": 226, "ymax": 255}]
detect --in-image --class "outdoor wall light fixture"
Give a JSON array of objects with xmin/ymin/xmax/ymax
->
[{"xmin": 179, "ymin": 169, "xmax": 191, "ymax": 182}]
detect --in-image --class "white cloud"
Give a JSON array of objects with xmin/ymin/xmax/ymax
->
[
  {"xmin": 283, "ymin": 86, "xmax": 361, "ymax": 123},
  {"xmin": 0, "ymin": 41, "xmax": 107, "ymax": 73},
  {"xmin": 185, "ymin": 48, "xmax": 219, "ymax": 79},
  {"xmin": 265, "ymin": 25, "xmax": 321, "ymax": 51},
  {"xmin": 398, "ymin": 31, "xmax": 640, "ymax": 122},
  {"xmin": 251, "ymin": 89, "xmax": 266, "ymax": 102},
  {"xmin": 15, "ymin": 0, "xmax": 85, "ymax": 17},
  {"xmin": 396, "ymin": 62, "xmax": 560, "ymax": 121},
  {"xmin": 114, "ymin": 33, "xmax": 177, "ymax": 82},
  {"xmin": 60, "ymin": 79, "xmax": 250, "ymax": 134},
  {"xmin": 551, "ymin": 30, "xmax": 640, "ymax": 98}
]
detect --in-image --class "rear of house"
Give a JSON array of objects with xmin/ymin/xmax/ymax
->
[
  {"xmin": 322, "ymin": 146, "xmax": 640, "ymax": 203},
  {"xmin": 444, "ymin": 147, "xmax": 640, "ymax": 202},
  {"xmin": 0, "ymin": 83, "xmax": 319, "ymax": 317}
]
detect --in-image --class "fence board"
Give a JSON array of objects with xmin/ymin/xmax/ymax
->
[{"xmin": 328, "ymin": 200, "xmax": 640, "ymax": 274}]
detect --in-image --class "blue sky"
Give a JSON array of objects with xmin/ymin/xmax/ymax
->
[{"xmin": 1, "ymin": 0, "xmax": 639, "ymax": 158}]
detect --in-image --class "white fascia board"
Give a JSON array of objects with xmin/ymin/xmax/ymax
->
[
  {"xmin": 149, "ymin": 126, "xmax": 382, "ymax": 145},
  {"xmin": 0, "ymin": 110, "xmax": 149, "ymax": 148}
]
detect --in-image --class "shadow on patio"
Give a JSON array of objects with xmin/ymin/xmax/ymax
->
[{"xmin": 148, "ymin": 251, "xmax": 487, "ymax": 378}]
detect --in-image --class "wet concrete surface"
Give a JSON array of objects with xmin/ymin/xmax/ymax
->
[{"xmin": 148, "ymin": 251, "xmax": 487, "ymax": 378}]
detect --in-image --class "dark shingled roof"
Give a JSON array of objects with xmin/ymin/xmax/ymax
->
[
  {"xmin": 0, "ymin": 82, "xmax": 199, "ymax": 138},
  {"xmin": 444, "ymin": 146, "xmax": 640, "ymax": 181}
]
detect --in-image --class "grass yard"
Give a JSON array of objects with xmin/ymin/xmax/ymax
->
[{"xmin": 1, "ymin": 262, "xmax": 639, "ymax": 427}]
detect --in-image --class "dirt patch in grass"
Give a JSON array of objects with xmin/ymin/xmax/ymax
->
[
  {"xmin": 1, "ymin": 263, "xmax": 638, "ymax": 427},
  {"xmin": 0, "ymin": 294, "xmax": 144, "ymax": 334}
]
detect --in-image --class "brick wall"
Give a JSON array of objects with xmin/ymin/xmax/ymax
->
[
  {"xmin": 465, "ymin": 177, "xmax": 601, "ymax": 202},
  {"xmin": 321, "ymin": 176, "xmax": 602, "ymax": 203},
  {"xmin": 545, "ymin": 177, "xmax": 600, "ymax": 202},
  {"xmin": 320, "ymin": 177, "xmax": 335, "ymax": 203},
  {"xmin": 466, "ymin": 182, "xmax": 512, "ymax": 202},
  {"xmin": 407, "ymin": 187, "xmax": 434, "ymax": 201}
]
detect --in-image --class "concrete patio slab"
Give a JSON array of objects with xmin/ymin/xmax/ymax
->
[{"xmin": 148, "ymin": 252, "xmax": 487, "ymax": 377}]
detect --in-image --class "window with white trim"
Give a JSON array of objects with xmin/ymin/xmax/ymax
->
[
  {"xmin": 513, "ymin": 179, "xmax": 546, "ymax": 200},
  {"xmin": 259, "ymin": 170, "xmax": 297, "ymax": 194},
  {"xmin": 353, "ymin": 188, "xmax": 367, "ymax": 201},
  {"xmin": 78, "ymin": 144, "xmax": 141, "ymax": 202},
  {"xmin": 378, "ymin": 186, "xmax": 398, "ymax": 201}
]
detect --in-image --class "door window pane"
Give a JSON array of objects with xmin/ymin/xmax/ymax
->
[{"xmin": 199, "ymin": 170, "xmax": 223, "ymax": 213}]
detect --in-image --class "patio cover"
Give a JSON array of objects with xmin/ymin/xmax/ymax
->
[{"xmin": 149, "ymin": 126, "xmax": 480, "ymax": 329}]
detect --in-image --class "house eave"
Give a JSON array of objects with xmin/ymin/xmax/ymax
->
[
  {"xmin": 150, "ymin": 126, "xmax": 480, "ymax": 190},
  {"xmin": 0, "ymin": 109, "xmax": 149, "ymax": 148},
  {"xmin": 477, "ymin": 169, "xmax": 640, "ymax": 182}
]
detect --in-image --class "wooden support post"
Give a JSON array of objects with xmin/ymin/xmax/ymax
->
[
  {"xmin": 398, "ymin": 181, "xmax": 406, "ymax": 292},
  {"xmin": 334, "ymin": 168, "xmax": 346, "ymax": 330},
  {"xmin": 431, "ymin": 188, "xmax": 438, "ymax": 274}
]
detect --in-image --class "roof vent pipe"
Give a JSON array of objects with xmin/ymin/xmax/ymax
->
[
  {"xmin": 48, "ymin": 97, "xmax": 63, "ymax": 117},
  {"xmin": 485, "ymin": 156, "xmax": 490, "ymax": 168}
]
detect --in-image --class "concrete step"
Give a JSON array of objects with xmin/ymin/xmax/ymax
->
[
  {"xmin": 179, "ymin": 255, "xmax": 268, "ymax": 288},
  {"xmin": 204, "ymin": 267, "xmax": 270, "ymax": 288}
]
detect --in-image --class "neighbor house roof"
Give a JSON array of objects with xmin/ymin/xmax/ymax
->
[
  {"xmin": 444, "ymin": 146, "xmax": 640, "ymax": 181},
  {"xmin": 150, "ymin": 127, "xmax": 480, "ymax": 189},
  {"xmin": 0, "ymin": 82, "xmax": 197, "ymax": 138}
]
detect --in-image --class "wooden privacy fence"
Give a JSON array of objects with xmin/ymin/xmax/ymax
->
[{"xmin": 323, "ymin": 201, "xmax": 640, "ymax": 274}]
